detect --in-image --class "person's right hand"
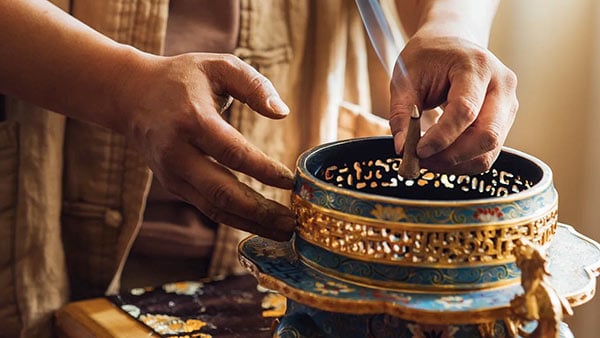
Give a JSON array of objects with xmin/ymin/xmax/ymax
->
[
  {"xmin": 115, "ymin": 52, "xmax": 296, "ymax": 241},
  {"xmin": 389, "ymin": 36, "xmax": 518, "ymax": 175}
]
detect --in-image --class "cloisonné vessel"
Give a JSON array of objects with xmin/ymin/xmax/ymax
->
[{"xmin": 239, "ymin": 136, "xmax": 600, "ymax": 337}]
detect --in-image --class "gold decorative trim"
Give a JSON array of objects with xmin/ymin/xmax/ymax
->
[{"xmin": 293, "ymin": 196, "xmax": 558, "ymax": 267}]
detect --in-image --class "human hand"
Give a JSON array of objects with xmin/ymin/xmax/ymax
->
[
  {"xmin": 116, "ymin": 53, "xmax": 295, "ymax": 241},
  {"xmin": 389, "ymin": 36, "xmax": 518, "ymax": 174}
]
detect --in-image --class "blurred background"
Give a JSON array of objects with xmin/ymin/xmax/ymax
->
[{"xmin": 490, "ymin": 1, "xmax": 600, "ymax": 336}]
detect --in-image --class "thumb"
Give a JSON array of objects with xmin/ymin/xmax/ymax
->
[
  {"xmin": 389, "ymin": 71, "xmax": 419, "ymax": 155},
  {"xmin": 205, "ymin": 55, "xmax": 289, "ymax": 119}
]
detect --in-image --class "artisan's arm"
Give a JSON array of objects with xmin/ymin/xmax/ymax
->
[
  {"xmin": 395, "ymin": 0, "xmax": 499, "ymax": 47},
  {"xmin": 0, "ymin": 0, "xmax": 138, "ymax": 132}
]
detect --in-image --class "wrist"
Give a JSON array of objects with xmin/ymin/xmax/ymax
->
[
  {"xmin": 106, "ymin": 46, "xmax": 154, "ymax": 135},
  {"xmin": 414, "ymin": 17, "xmax": 487, "ymax": 48},
  {"xmin": 410, "ymin": 0, "xmax": 498, "ymax": 47}
]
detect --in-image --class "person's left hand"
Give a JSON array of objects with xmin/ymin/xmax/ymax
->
[{"xmin": 389, "ymin": 35, "xmax": 518, "ymax": 174}]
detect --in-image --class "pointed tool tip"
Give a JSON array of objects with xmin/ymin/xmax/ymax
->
[{"xmin": 411, "ymin": 105, "xmax": 421, "ymax": 119}]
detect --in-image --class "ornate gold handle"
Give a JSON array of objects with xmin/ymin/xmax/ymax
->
[{"xmin": 505, "ymin": 238, "xmax": 573, "ymax": 338}]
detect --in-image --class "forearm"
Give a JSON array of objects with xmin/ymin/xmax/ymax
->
[
  {"xmin": 395, "ymin": 0, "xmax": 499, "ymax": 46},
  {"xmin": 0, "ymin": 0, "xmax": 146, "ymax": 132}
]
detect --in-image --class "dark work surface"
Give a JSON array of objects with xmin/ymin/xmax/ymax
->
[{"xmin": 108, "ymin": 274, "xmax": 281, "ymax": 338}]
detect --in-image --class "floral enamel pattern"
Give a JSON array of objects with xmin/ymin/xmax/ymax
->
[
  {"xmin": 370, "ymin": 204, "xmax": 407, "ymax": 221},
  {"xmin": 371, "ymin": 290, "xmax": 412, "ymax": 304},
  {"xmin": 294, "ymin": 178, "xmax": 557, "ymax": 224},
  {"xmin": 298, "ymin": 182, "xmax": 314, "ymax": 200},
  {"xmin": 435, "ymin": 296, "xmax": 474, "ymax": 309},
  {"xmin": 473, "ymin": 207, "xmax": 504, "ymax": 222},
  {"xmin": 314, "ymin": 281, "xmax": 355, "ymax": 296}
]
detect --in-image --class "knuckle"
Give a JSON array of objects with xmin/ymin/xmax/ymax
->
[
  {"xmin": 425, "ymin": 138, "xmax": 448, "ymax": 156},
  {"xmin": 454, "ymin": 96, "xmax": 478, "ymax": 123},
  {"xmin": 503, "ymin": 69, "xmax": 518, "ymax": 89},
  {"xmin": 471, "ymin": 154, "xmax": 495, "ymax": 173},
  {"xmin": 473, "ymin": 49, "xmax": 489, "ymax": 63},
  {"xmin": 388, "ymin": 110, "xmax": 410, "ymax": 135},
  {"xmin": 389, "ymin": 102, "xmax": 415, "ymax": 116},
  {"xmin": 454, "ymin": 48, "xmax": 490, "ymax": 73},
  {"xmin": 445, "ymin": 154, "xmax": 462, "ymax": 167},
  {"xmin": 470, "ymin": 49, "xmax": 492, "ymax": 70},
  {"xmin": 218, "ymin": 53, "xmax": 242, "ymax": 70},
  {"xmin": 511, "ymin": 98, "xmax": 520, "ymax": 117},
  {"xmin": 209, "ymin": 183, "xmax": 236, "ymax": 208},
  {"xmin": 206, "ymin": 54, "xmax": 243, "ymax": 83},
  {"xmin": 247, "ymin": 74, "xmax": 270, "ymax": 97},
  {"xmin": 388, "ymin": 119, "xmax": 404, "ymax": 136},
  {"xmin": 479, "ymin": 129, "xmax": 501, "ymax": 153},
  {"xmin": 219, "ymin": 142, "xmax": 248, "ymax": 170},
  {"xmin": 445, "ymin": 149, "xmax": 470, "ymax": 167}
]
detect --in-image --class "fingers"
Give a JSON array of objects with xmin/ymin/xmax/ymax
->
[
  {"xmin": 187, "ymin": 54, "xmax": 294, "ymax": 189},
  {"xmin": 178, "ymin": 180, "xmax": 295, "ymax": 241},
  {"xmin": 204, "ymin": 54, "xmax": 289, "ymax": 119},
  {"xmin": 416, "ymin": 66, "xmax": 490, "ymax": 159},
  {"xmin": 419, "ymin": 82, "xmax": 518, "ymax": 174},
  {"xmin": 389, "ymin": 64, "xmax": 419, "ymax": 154},
  {"xmin": 388, "ymin": 36, "xmax": 518, "ymax": 175},
  {"xmin": 433, "ymin": 150, "xmax": 500, "ymax": 176},
  {"xmin": 161, "ymin": 142, "xmax": 296, "ymax": 241},
  {"xmin": 190, "ymin": 112, "xmax": 295, "ymax": 189}
]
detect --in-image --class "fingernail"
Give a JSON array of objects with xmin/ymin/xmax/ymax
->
[
  {"xmin": 272, "ymin": 161, "xmax": 295, "ymax": 188},
  {"xmin": 417, "ymin": 144, "xmax": 436, "ymax": 158},
  {"xmin": 268, "ymin": 96, "xmax": 290, "ymax": 116},
  {"xmin": 393, "ymin": 134, "xmax": 405, "ymax": 155}
]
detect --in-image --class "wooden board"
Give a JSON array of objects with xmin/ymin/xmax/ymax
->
[{"xmin": 55, "ymin": 298, "xmax": 156, "ymax": 338}]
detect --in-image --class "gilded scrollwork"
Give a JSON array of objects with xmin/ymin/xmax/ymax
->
[{"xmin": 293, "ymin": 195, "xmax": 558, "ymax": 267}]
